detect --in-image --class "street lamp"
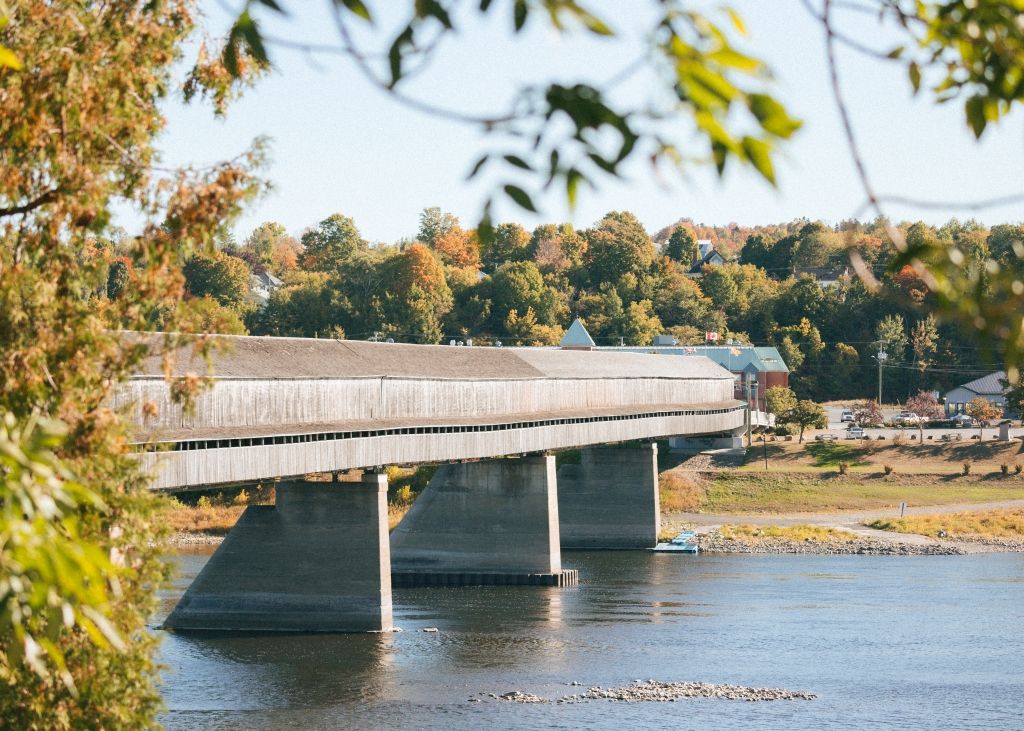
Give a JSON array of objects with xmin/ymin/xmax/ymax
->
[
  {"xmin": 745, "ymin": 372, "xmax": 758, "ymax": 447},
  {"xmin": 873, "ymin": 348, "xmax": 888, "ymax": 404}
]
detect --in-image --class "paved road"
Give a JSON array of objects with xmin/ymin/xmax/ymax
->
[{"xmin": 821, "ymin": 405, "xmax": 1023, "ymax": 440}]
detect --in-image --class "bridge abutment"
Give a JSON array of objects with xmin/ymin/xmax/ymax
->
[
  {"xmin": 390, "ymin": 455, "xmax": 577, "ymax": 587},
  {"xmin": 164, "ymin": 474, "xmax": 393, "ymax": 632},
  {"xmin": 557, "ymin": 442, "xmax": 660, "ymax": 549}
]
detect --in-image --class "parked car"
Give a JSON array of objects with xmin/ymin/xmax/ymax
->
[
  {"xmin": 840, "ymin": 409, "xmax": 855, "ymax": 423},
  {"xmin": 846, "ymin": 425, "xmax": 865, "ymax": 439},
  {"xmin": 950, "ymin": 413, "xmax": 975, "ymax": 427},
  {"xmin": 892, "ymin": 411, "xmax": 921, "ymax": 426}
]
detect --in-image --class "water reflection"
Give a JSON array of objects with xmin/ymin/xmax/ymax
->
[{"xmin": 158, "ymin": 550, "xmax": 1024, "ymax": 731}]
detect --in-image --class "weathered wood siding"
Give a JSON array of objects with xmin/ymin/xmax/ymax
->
[
  {"xmin": 141, "ymin": 408, "xmax": 744, "ymax": 490},
  {"xmin": 116, "ymin": 375, "xmax": 735, "ymax": 433}
]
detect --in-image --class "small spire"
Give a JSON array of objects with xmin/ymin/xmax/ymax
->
[{"xmin": 560, "ymin": 318, "xmax": 596, "ymax": 349}]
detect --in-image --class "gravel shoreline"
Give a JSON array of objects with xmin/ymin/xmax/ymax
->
[{"xmin": 167, "ymin": 529, "xmax": 1024, "ymax": 554}]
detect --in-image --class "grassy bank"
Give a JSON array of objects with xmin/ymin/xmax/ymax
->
[
  {"xmin": 717, "ymin": 524, "xmax": 856, "ymax": 542},
  {"xmin": 866, "ymin": 509, "xmax": 1024, "ymax": 540},
  {"xmin": 739, "ymin": 440, "xmax": 1024, "ymax": 474},
  {"xmin": 163, "ymin": 465, "xmax": 436, "ymax": 538},
  {"xmin": 698, "ymin": 472, "xmax": 1024, "ymax": 513}
]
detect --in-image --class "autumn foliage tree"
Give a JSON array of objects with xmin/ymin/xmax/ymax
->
[{"xmin": 0, "ymin": 1, "xmax": 264, "ymax": 726}]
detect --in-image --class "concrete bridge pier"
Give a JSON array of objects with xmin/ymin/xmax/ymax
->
[
  {"xmin": 164, "ymin": 474, "xmax": 393, "ymax": 632},
  {"xmin": 557, "ymin": 442, "xmax": 660, "ymax": 549},
  {"xmin": 390, "ymin": 455, "xmax": 577, "ymax": 587}
]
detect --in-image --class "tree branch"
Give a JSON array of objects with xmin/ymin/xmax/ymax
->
[
  {"xmin": 0, "ymin": 189, "xmax": 59, "ymax": 218},
  {"xmin": 329, "ymin": 9, "xmax": 517, "ymax": 128}
]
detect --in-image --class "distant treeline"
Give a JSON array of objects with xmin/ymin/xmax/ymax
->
[{"xmin": 90, "ymin": 210, "xmax": 1022, "ymax": 403}]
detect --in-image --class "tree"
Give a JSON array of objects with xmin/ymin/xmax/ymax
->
[
  {"xmin": 853, "ymin": 400, "xmax": 884, "ymax": 427},
  {"xmin": 584, "ymin": 211, "xmax": 656, "ymax": 287},
  {"xmin": 906, "ymin": 390, "xmax": 944, "ymax": 441},
  {"xmin": 255, "ymin": 272, "xmax": 343, "ymax": 338},
  {"xmin": 1, "ymin": 1, "xmax": 265, "ymax": 725},
  {"xmin": 106, "ymin": 259, "xmax": 131, "ymax": 300},
  {"xmin": 965, "ymin": 397, "xmax": 1003, "ymax": 433},
  {"xmin": 764, "ymin": 386, "xmax": 797, "ymax": 418},
  {"xmin": 481, "ymin": 222, "xmax": 531, "ymax": 271},
  {"xmin": 876, "ymin": 315, "xmax": 908, "ymax": 364},
  {"xmin": 380, "ymin": 244, "xmax": 453, "ymax": 343},
  {"xmin": 183, "ymin": 251, "xmax": 253, "ymax": 313},
  {"xmin": 832, "ymin": 343, "xmax": 860, "ymax": 391},
  {"xmin": 910, "ymin": 315, "xmax": 939, "ymax": 386},
  {"xmin": 417, "ymin": 207, "xmax": 459, "ymax": 248},
  {"xmin": 1001, "ymin": 376, "xmax": 1024, "ymax": 421},
  {"xmin": 618, "ymin": 300, "xmax": 663, "ymax": 346},
  {"xmin": 301, "ymin": 213, "xmax": 366, "ymax": 272},
  {"xmin": 780, "ymin": 399, "xmax": 827, "ymax": 443},
  {"xmin": 665, "ymin": 226, "xmax": 697, "ymax": 268},
  {"xmin": 431, "ymin": 226, "xmax": 480, "ymax": 269},
  {"xmin": 243, "ymin": 221, "xmax": 301, "ymax": 275},
  {"xmin": 530, "ymin": 223, "xmax": 587, "ymax": 274}
]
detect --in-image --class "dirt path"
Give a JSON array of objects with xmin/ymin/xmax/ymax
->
[{"xmin": 667, "ymin": 497, "xmax": 1024, "ymax": 528}]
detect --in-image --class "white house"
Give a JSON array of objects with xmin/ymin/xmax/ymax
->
[
  {"xmin": 688, "ymin": 239, "xmax": 726, "ymax": 274},
  {"xmin": 250, "ymin": 271, "xmax": 284, "ymax": 306}
]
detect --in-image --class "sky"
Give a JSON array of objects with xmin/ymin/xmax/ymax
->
[{"xmin": 142, "ymin": 0, "xmax": 1024, "ymax": 244}]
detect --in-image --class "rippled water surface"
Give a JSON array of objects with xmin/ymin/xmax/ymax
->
[{"xmin": 158, "ymin": 551, "xmax": 1024, "ymax": 730}]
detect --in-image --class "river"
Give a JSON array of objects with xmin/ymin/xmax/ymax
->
[{"xmin": 157, "ymin": 550, "xmax": 1024, "ymax": 730}]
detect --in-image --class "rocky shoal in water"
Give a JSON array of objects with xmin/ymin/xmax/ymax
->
[
  {"xmin": 698, "ymin": 531, "xmax": 964, "ymax": 555},
  {"xmin": 487, "ymin": 680, "xmax": 816, "ymax": 703}
]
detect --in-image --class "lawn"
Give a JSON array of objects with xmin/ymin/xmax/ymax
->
[
  {"xmin": 738, "ymin": 439, "xmax": 1024, "ymax": 474},
  {"xmin": 698, "ymin": 472, "xmax": 1024, "ymax": 514},
  {"xmin": 717, "ymin": 524, "xmax": 857, "ymax": 542}
]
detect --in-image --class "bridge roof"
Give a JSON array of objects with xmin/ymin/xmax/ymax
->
[{"xmin": 134, "ymin": 335, "xmax": 731, "ymax": 381}]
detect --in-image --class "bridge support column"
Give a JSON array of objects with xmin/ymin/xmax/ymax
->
[
  {"xmin": 390, "ymin": 455, "xmax": 577, "ymax": 587},
  {"xmin": 164, "ymin": 474, "xmax": 392, "ymax": 632},
  {"xmin": 557, "ymin": 442, "xmax": 660, "ymax": 549}
]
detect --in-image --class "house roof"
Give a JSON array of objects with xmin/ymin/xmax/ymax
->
[
  {"xmin": 948, "ymin": 370, "xmax": 1007, "ymax": 397},
  {"xmin": 595, "ymin": 344, "xmax": 790, "ymax": 374},
  {"xmin": 559, "ymin": 318, "xmax": 596, "ymax": 348},
  {"xmin": 752, "ymin": 347, "xmax": 791, "ymax": 373}
]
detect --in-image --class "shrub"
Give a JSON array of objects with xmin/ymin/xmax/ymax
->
[
  {"xmin": 962, "ymin": 462, "xmax": 972, "ymax": 476},
  {"xmin": 892, "ymin": 432, "xmax": 905, "ymax": 445},
  {"xmin": 659, "ymin": 471, "xmax": 706, "ymax": 512},
  {"xmin": 884, "ymin": 464, "xmax": 894, "ymax": 475},
  {"xmin": 196, "ymin": 494, "xmax": 212, "ymax": 511},
  {"xmin": 233, "ymin": 488, "xmax": 251, "ymax": 505},
  {"xmin": 1001, "ymin": 464, "xmax": 1010, "ymax": 475},
  {"xmin": 876, "ymin": 435, "xmax": 886, "ymax": 440},
  {"xmin": 838, "ymin": 461, "xmax": 849, "ymax": 475},
  {"xmin": 774, "ymin": 424, "xmax": 793, "ymax": 436},
  {"xmin": 1016, "ymin": 464, "xmax": 1023, "ymax": 475}
]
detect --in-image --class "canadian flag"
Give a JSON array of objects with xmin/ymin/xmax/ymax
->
[{"xmin": 705, "ymin": 331, "xmax": 719, "ymax": 342}]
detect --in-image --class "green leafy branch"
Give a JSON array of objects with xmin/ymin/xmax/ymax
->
[{"xmin": 0, "ymin": 412, "xmax": 124, "ymax": 696}]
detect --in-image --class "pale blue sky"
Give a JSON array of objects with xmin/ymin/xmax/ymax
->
[{"xmin": 147, "ymin": 1, "xmax": 1024, "ymax": 243}]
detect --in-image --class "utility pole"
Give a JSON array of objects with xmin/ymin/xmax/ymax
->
[{"xmin": 874, "ymin": 341, "xmax": 888, "ymax": 405}]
